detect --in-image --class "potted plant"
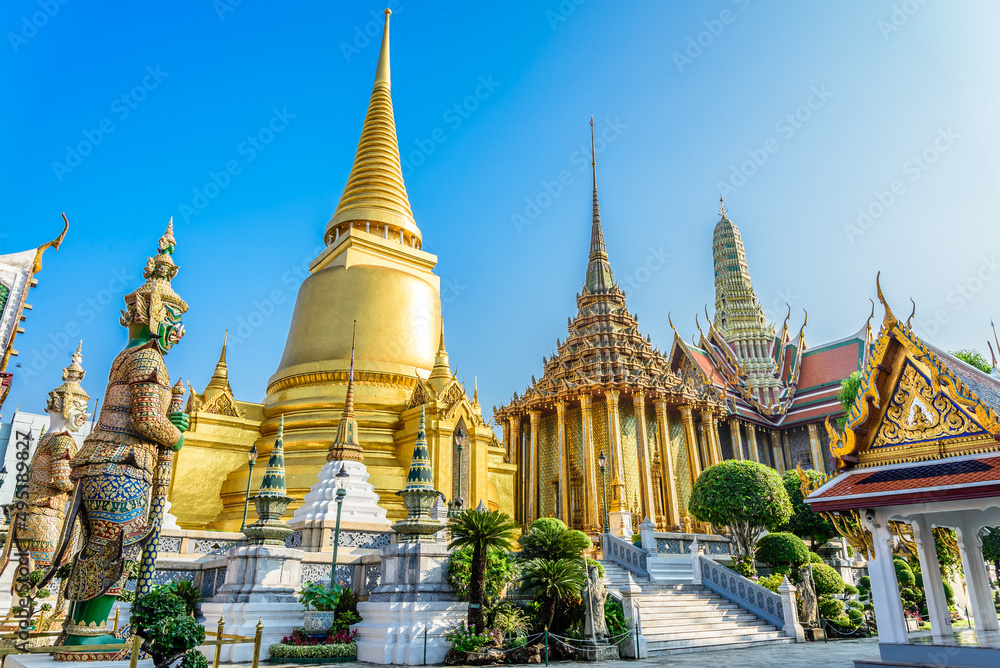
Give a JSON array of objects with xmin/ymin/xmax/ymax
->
[{"xmin": 299, "ymin": 581, "xmax": 341, "ymax": 634}]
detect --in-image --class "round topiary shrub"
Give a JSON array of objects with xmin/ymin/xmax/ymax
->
[
  {"xmin": 755, "ymin": 532, "xmax": 809, "ymax": 567},
  {"xmin": 818, "ymin": 598, "xmax": 845, "ymax": 619},
  {"xmin": 893, "ymin": 557, "xmax": 915, "ymax": 588},
  {"xmin": 811, "ymin": 564, "xmax": 846, "ymax": 597},
  {"xmin": 859, "ymin": 575, "xmax": 870, "ymax": 591},
  {"xmin": 847, "ymin": 599, "xmax": 863, "ymax": 611},
  {"xmin": 808, "ymin": 551, "xmax": 824, "ymax": 564},
  {"xmin": 847, "ymin": 608, "xmax": 864, "ymax": 625},
  {"xmin": 844, "ymin": 584, "xmax": 859, "ymax": 596}
]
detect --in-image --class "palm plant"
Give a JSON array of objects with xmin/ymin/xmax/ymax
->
[
  {"xmin": 448, "ymin": 508, "xmax": 519, "ymax": 631},
  {"xmin": 520, "ymin": 558, "xmax": 587, "ymax": 631}
]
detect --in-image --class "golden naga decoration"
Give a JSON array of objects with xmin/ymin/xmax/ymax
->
[
  {"xmin": 795, "ymin": 463, "xmax": 874, "ymax": 560},
  {"xmin": 888, "ymin": 521, "xmax": 961, "ymax": 563}
]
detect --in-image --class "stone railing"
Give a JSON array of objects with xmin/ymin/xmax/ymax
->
[
  {"xmin": 602, "ymin": 533, "xmax": 649, "ymax": 577},
  {"xmin": 695, "ymin": 554, "xmax": 804, "ymax": 641}
]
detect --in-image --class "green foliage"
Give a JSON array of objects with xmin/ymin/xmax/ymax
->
[
  {"xmin": 769, "ymin": 565, "xmax": 791, "ymax": 578},
  {"xmin": 447, "ymin": 544, "xmax": 519, "ymax": 609},
  {"xmin": 900, "ymin": 587, "xmax": 921, "ymax": 604},
  {"xmin": 808, "ymin": 551, "xmax": 824, "ymax": 564},
  {"xmin": 268, "ymin": 642, "xmax": 358, "ymax": 658},
  {"xmin": 811, "ymin": 564, "xmax": 846, "ymax": 596},
  {"xmin": 167, "ymin": 580, "xmax": 201, "ymax": 615},
  {"xmin": 818, "ymin": 598, "xmax": 845, "ymax": 619},
  {"xmin": 298, "ymin": 581, "xmax": 341, "ymax": 612},
  {"xmin": 858, "ymin": 576, "xmax": 871, "ymax": 592},
  {"xmin": 755, "ymin": 532, "xmax": 808, "ymax": 567},
  {"xmin": 731, "ymin": 554, "xmax": 756, "ymax": 578},
  {"xmin": 935, "ymin": 529, "xmax": 963, "ymax": 579},
  {"xmin": 983, "ymin": 528, "xmax": 1000, "ymax": 566},
  {"xmin": 846, "ymin": 600, "xmax": 863, "ymax": 611},
  {"xmin": 445, "ymin": 624, "xmax": 493, "ymax": 652},
  {"xmin": 336, "ymin": 587, "xmax": 360, "ymax": 616},
  {"xmin": 779, "ymin": 470, "xmax": 838, "ymax": 548},
  {"xmin": 847, "ymin": 608, "xmax": 864, "ymax": 626},
  {"xmin": 586, "ymin": 559, "xmax": 605, "ymax": 579},
  {"xmin": 520, "ymin": 558, "xmax": 587, "ymax": 631},
  {"xmin": 133, "ymin": 588, "xmax": 206, "ymax": 668},
  {"xmin": 518, "ymin": 517, "xmax": 591, "ymax": 561},
  {"xmin": 837, "ymin": 372, "xmax": 863, "ymax": 428},
  {"xmin": 688, "ymin": 460, "xmax": 793, "ymax": 556},
  {"xmin": 830, "ymin": 613, "xmax": 861, "ymax": 631},
  {"xmin": 893, "ymin": 557, "xmax": 916, "ymax": 588},
  {"xmin": 951, "ymin": 349, "xmax": 993, "ymax": 373},
  {"xmin": 331, "ymin": 611, "xmax": 361, "ymax": 632},
  {"xmin": 844, "ymin": 584, "xmax": 859, "ymax": 596},
  {"xmin": 180, "ymin": 650, "xmax": 208, "ymax": 668},
  {"xmin": 449, "ymin": 509, "xmax": 520, "ymax": 631},
  {"xmin": 490, "ymin": 602, "xmax": 531, "ymax": 637},
  {"xmin": 604, "ymin": 597, "xmax": 628, "ymax": 638},
  {"xmin": 942, "ymin": 581, "xmax": 955, "ymax": 605},
  {"xmin": 757, "ymin": 574, "xmax": 784, "ymax": 593}
]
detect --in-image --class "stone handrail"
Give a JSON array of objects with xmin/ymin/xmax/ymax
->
[
  {"xmin": 601, "ymin": 533, "xmax": 649, "ymax": 577},
  {"xmin": 696, "ymin": 554, "xmax": 803, "ymax": 641}
]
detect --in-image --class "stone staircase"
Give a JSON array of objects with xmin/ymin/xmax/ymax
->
[{"xmin": 599, "ymin": 560, "xmax": 795, "ymax": 655}]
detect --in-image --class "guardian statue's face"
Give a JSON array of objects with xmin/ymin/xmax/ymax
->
[
  {"xmin": 66, "ymin": 398, "xmax": 90, "ymax": 432},
  {"xmin": 156, "ymin": 304, "xmax": 185, "ymax": 352}
]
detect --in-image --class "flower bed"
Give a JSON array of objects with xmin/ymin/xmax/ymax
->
[{"xmin": 267, "ymin": 641, "xmax": 357, "ymax": 663}]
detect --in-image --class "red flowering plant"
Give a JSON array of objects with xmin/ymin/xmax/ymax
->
[{"xmin": 327, "ymin": 629, "xmax": 359, "ymax": 645}]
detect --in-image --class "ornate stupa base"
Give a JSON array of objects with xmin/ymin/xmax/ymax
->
[
  {"xmin": 243, "ymin": 495, "xmax": 295, "ymax": 546},
  {"xmin": 289, "ymin": 459, "xmax": 391, "ymax": 551}
]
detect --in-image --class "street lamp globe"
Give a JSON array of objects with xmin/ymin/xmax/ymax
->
[
  {"xmin": 248, "ymin": 444, "xmax": 258, "ymax": 465},
  {"xmin": 335, "ymin": 465, "xmax": 350, "ymax": 498},
  {"xmin": 597, "ymin": 451, "xmax": 607, "ymax": 471}
]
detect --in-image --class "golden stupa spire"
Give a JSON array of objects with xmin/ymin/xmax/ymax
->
[
  {"xmin": 328, "ymin": 321, "xmax": 363, "ymax": 462},
  {"xmin": 428, "ymin": 319, "xmax": 451, "ymax": 389},
  {"xmin": 326, "ymin": 8, "xmax": 420, "ymax": 246},
  {"xmin": 205, "ymin": 330, "xmax": 230, "ymax": 397},
  {"xmin": 719, "ymin": 196, "xmax": 728, "ymax": 219}
]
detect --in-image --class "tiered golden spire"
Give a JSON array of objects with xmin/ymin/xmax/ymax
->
[
  {"xmin": 584, "ymin": 115, "xmax": 615, "ymax": 294},
  {"xmin": 328, "ymin": 321, "xmax": 363, "ymax": 463},
  {"xmin": 325, "ymin": 9, "xmax": 420, "ymax": 246},
  {"xmin": 428, "ymin": 320, "xmax": 452, "ymax": 391},
  {"xmin": 204, "ymin": 330, "xmax": 231, "ymax": 398}
]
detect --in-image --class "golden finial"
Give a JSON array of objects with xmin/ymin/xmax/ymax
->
[
  {"xmin": 797, "ymin": 309, "xmax": 808, "ymax": 341},
  {"xmin": 988, "ymin": 340, "xmax": 997, "ymax": 369},
  {"xmin": 991, "ymin": 319, "xmax": 1000, "ymax": 364},
  {"xmin": 906, "ymin": 299, "xmax": 916, "ymax": 329},
  {"xmin": 780, "ymin": 304, "xmax": 791, "ymax": 335},
  {"xmin": 875, "ymin": 272, "xmax": 897, "ymax": 327},
  {"xmin": 374, "ymin": 9, "xmax": 391, "ymax": 87},
  {"xmin": 344, "ymin": 320, "xmax": 357, "ymax": 416},
  {"xmin": 473, "ymin": 375, "xmax": 479, "ymax": 404},
  {"xmin": 719, "ymin": 196, "xmax": 728, "ymax": 219}
]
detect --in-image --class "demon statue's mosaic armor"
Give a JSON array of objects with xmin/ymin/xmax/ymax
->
[
  {"xmin": 49, "ymin": 220, "xmax": 189, "ymax": 646},
  {"xmin": 5, "ymin": 342, "xmax": 90, "ymax": 569}
]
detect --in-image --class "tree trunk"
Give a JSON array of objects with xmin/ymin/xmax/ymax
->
[{"xmin": 468, "ymin": 543, "xmax": 486, "ymax": 631}]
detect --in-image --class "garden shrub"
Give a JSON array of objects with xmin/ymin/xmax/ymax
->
[
  {"xmin": 808, "ymin": 551, "xmax": 824, "ymax": 564},
  {"xmin": 755, "ymin": 532, "xmax": 808, "ymax": 567},
  {"xmin": 447, "ymin": 544, "xmax": 519, "ymax": 609},
  {"xmin": 893, "ymin": 557, "xmax": 915, "ymax": 588},
  {"xmin": 586, "ymin": 558, "xmax": 605, "ymax": 579},
  {"xmin": 818, "ymin": 598, "xmax": 845, "ymax": 619},
  {"xmin": 604, "ymin": 597, "xmax": 628, "ymax": 637},
  {"xmin": 756, "ymin": 573, "xmax": 784, "ymax": 593},
  {"xmin": 847, "ymin": 608, "xmax": 864, "ymax": 625},
  {"xmin": 844, "ymin": 584, "xmax": 859, "ymax": 596},
  {"xmin": 811, "ymin": 564, "xmax": 846, "ymax": 597},
  {"xmin": 445, "ymin": 624, "xmax": 493, "ymax": 652},
  {"xmin": 268, "ymin": 642, "xmax": 358, "ymax": 658},
  {"xmin": 846, "ymin": 600, "xmax": 863, "ymax": 611},
  {"xmin": 942, "ymin": 581, "xmax": 955, "ymax": 605}
]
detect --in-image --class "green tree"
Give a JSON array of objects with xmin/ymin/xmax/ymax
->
[
  {"xmin": 837, "ymin": 371, "xmax": 863, "ymax": 429},
  {"xmin": 688, "ymin": 460, "xmax": 793, "ymax": 558},
  {"xmin": 448, "ymin": 508, "xmax": 519, "ymax": 632},
  {"xmin": 779, "ymin": 470, "xmax": 838, "ymax": 549},
  {"xmin": 131, "ymin": 587, "xmax": 207, "ymax": 668},
  {"xmin": 518, "ymin": 517, "xmax": 591, "ymax": 561},
  {"xmin": 447, "ymin": 544, "xmax": 520, "ymax": 610},
  {"xmin": 755, "ymin": 532, "xmax": 808, "ymax": 568},
  {"xmin": 520, "ymin": 558, "xmax": 586, "ymax": 631},
  {"xmin": 951, "ymin": 349, "xmax": 992, "ymax": 373}
]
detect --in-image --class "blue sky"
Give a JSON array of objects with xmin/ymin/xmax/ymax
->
[{"xmin": 3, "ymin": 0, "xmax": 999, "ymax": 423}]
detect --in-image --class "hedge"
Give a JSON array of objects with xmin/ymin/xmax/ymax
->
[{"xmin": 268, "ymin": 643, "xmax": 358, "ymax": 659}]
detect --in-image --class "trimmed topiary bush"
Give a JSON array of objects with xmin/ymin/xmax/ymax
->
[
  {"xmin": 942, "ymin": 581, "xmax": 955, "ymax": 605},
  {"xmin": 819, "ymin": 598, "xmax": 845, "ymax": 619},
  {"xmin": 811, "ymin": 564, "xmax": 846, "ymax": 597},
  {"xmin": 755, "ymin": 532, "xmax": 809, "ymax": 567},
  {"xmin": 268, "ymin": 642, "xmax": 358, "ymax": 659},
  {"xmin": 893, "ymin": 557, "xmax": 915, "ymax": 588},
  {"xmin": 844, "ymin": 584, "xmax": 859, "ymax": 596},
  {"xmin": 688, "ymin": 460, "xmax": 793, "ymax": 558},
  {"xmin": 756, "ymin": 573, "xmax": 784, "ymax": 593},
  {"xmin": 807, "ymin": 551, "xmax": 824, "ymax": 564},
  {"xmin": 847, "ymin": 600, "xmax": 863, "ymax": 611}
]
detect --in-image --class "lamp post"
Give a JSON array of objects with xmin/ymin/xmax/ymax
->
[
  {"xmin": 240, "ymin": 444, "xmax": 258, "ymax": 531},
  {"xmin": 598, "ymin": 451, "xmax": 609, "ymax": 534},
  {"xmin": 330, "ymin": 465, "xmax": 350, "ymax": 589}
]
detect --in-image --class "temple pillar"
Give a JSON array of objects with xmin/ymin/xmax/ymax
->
[
  {"xmin": 729, "ymin": 418, "xmax": 743, "ymax": 461},
  {"xmin": 699, "ymin": 411, "xmax": 715, "ymax": 468},
  {"xmin": 862, "ymin": 510, "xmax": 908, "ymax": 644},
  {"xmin": 957, "ymin": 518, "xmax": 1000, "ymax": 636},
  {"xmin": 655, "ymin": 399, "xmax": 679, "ymax": 529},
  {"xmin": 633, "ymin": 392, "xmax": 656, "ymax": 526},
  {"xmin": 806, "ymin": 423, "xmax": 825, "ymax": 474},
  {"xmin": 556, "ymin": 400, "xmax": 571, "ymax": 526},
  {"xmin": 580, "ymin": 394, "xmax": 598, "ymax": 532},
  {"xmin": 707, "ymin": 411, "xmax": 723, "ymax": 464},
  {"xmin": 606, "ymin": 390, "xmax": 630, "ymax": 536},
  {"xmin": 679, "ymin": 404, "xmax": 701, "ymax": 485},
  {"xmin": 528, "ymin": 410, "xmax": 541, "ymax": 523},
  {"xmin": 746, "ymin": 424, "xmax": 760, "ymax": 463},
  {"xmin": 911, "ymin": 515, "xmax": 953, "ymax": 645},
  {"xmin": 509, "ymin": 417, "xmax": 522, "ymax": 523},
  {"xmin": 770, "ymin": 431, "xmax": 784, "ymax": 474}
]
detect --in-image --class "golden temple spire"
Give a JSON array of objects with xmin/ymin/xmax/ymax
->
[
  {"xmin": 326, "ymin": 8, "xmax": 420, "ymax": 246},
  {"xmin": 205, "ymin": 330, "xmax": 231, "ymax": 397},
  {"xmin": 473, "ymin": 375, "xmax": 479, "ymax": 404},
  {"xmin": 428, "ymin": 319, "xmax": 452, "ymax": 389},
  {"xmin": 584, "ymin": 115, "xmax": 615, "ymax": 294},
  {"xmin": 328, "ymin": 321, "xmax": 363, "ymax": 463},
  {"xmin": 719, "ymin": 196, "xmax": 728, "ymax": 219}
]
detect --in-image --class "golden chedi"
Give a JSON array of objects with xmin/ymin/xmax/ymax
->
[{"xmin": 204, "ymin": 10, "xmax": 513, "ymax": 529}]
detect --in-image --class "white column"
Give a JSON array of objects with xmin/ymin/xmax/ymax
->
[
  {"xmin": 862, "ymin": 510, "xmax": 909, "ymax": 644},
  {"xmin": 957, "ymin": 518, "xmax": 1000, "ymax": 638},
  {"xmin": 911, "ymin": 516, "xmax": 953, "ymax": 645}
]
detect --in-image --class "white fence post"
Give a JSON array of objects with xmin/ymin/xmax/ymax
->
[
  {"xmin": 619, "ymin": 573, "xmax": 648, "ymax": 659},
  {"xmin": 778, "ymin": 576, "xmax": 806, "ymax": 642},
  {"xmin": 691, "ymin": 538, "xmax": 702, "ymax": 586}
]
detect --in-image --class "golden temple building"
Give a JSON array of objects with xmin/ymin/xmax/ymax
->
[
  {"xmin": 168, "ymin": 10, "xmax": 514, "ymax": 530},
  {"xmin": 497, "ymin": 133, "xmax": 870, "ymax": 533}
]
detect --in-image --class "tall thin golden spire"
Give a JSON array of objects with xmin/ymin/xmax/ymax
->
[
  {"xmin": 326, "ymin": 8, "xmax": 420, "ymax": 245},
  {"xmin": 344, "ymin": 321, "xmax": 356, "ymax": 417},
  {"xmin": 205, "ymin": 330, "xmax": 231, "ymax": 397},
  {"xmin": 584, "ymin": 115, "xmax": 614, "ymax": 294},
  {"xmin": 429, "ymin": 319, "xmax": 451, "ymax": 388},
  {"xmin": 328, "ymin": 321, "xmax": 363, "ymax": 463}
]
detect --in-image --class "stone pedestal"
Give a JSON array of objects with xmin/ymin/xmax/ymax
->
[
  {"xmin": 355, "ymin": 541, "xmax": 468, "ymax": 665},
  {"xmin": 200, "ymin": 544, "xmax": 305, "ymax": 662},
  {"xmin": 609, "ymin": 510, "xmax": 633, "ymax": 538},
  {"xmin": 578, "ymin": 643, "xmax": 620, "ymax": 661}
]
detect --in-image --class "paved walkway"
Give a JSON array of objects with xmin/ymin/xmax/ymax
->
[{"xmin": 253, "ymin": 638, "xmax": 881, "ymax": 668}]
